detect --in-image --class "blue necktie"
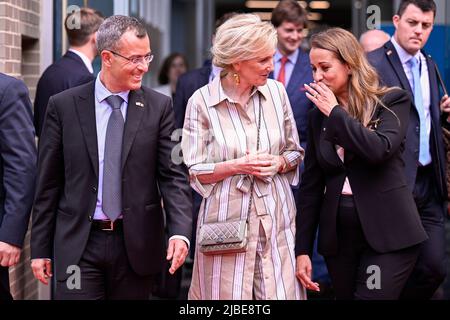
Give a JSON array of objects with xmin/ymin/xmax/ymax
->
[
  {"xmin": 102, "ymin": 95, "xmax": 124, "ymax": 221},
  {"xmin": 409, "ymin": 57, "xmax": 431, "ymax": 165}
]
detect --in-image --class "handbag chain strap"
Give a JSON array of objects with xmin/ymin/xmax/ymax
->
[{"xmin": 245, "ymin": 94, "xmax": 262, "ymax": 223}]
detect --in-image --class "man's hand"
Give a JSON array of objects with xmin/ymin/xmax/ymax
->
[
  {"xmin": 0, "ymin": 241, "xmax": 21, "ymax": 267},
  {"xmin": 441, "ymin": 94, "xmax": 450, "ymax": 112},
  {"xmin": 440, "ymin": 95, "xmax": 450, "ymax": 121},
  {"xmin": 166, "ymin": 239, "xmax": 188, "ymax": 275},
  {"xmin": 31, "ymin": 259, "xmax": 52, "ymax": 285}
]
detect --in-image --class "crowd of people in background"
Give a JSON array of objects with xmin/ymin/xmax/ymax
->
[{"xmin": 0, "ymin": 0, "xmax": 449, "ymax": 301}]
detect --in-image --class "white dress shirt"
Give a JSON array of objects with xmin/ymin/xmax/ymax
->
[
  {"xmin": 93, "ymin": 74, "xmax": 189, "ymax": 246},
  {"xmin": 391, "ymin": 37, "xmax": 431, "ymax": 150},
  {"xmin": 273, "ymin": 49, "xmax": 299, "ymax": 87},
  {"xmin": 93, "ymin": 74, "xmax": 129, "ymax": 220}
]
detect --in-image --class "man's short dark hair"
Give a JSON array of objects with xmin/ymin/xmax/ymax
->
[
  {"xmin": 65, "ymin": 8, "xmax": 104, "ymax": 47},
  {"xmin": 397, "ymin": 0, "xmax": 436, "ymax": 17},
  {"xmin": 271, "ymin": 0, "xmax": 308, "ymax": 28},
  {"xmin": 96, "ymin": 15, "xmax": 148, "ymax": 53}
]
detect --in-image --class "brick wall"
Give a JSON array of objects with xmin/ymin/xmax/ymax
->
[{"xmin": 0, "ymin": 0, "xmax": 41, "ymax": 300}]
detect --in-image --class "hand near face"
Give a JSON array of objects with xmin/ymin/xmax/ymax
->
[{"xmin": 304, "ymin": 82, "xmax": 339, "ymax": 117}]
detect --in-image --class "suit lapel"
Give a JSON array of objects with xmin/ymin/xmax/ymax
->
[
  {"xmin": 286, "ymin": 50, "xmax": 308, "ymax": 96},
  {"xmin": 319, "ymin": 117, "xmax": 344, "ymax": 169},
  {"xmin": 121, "ymin": 89, "xmax": 145, "ymax": 169},
  {"xmin": 425, "ymin": 54, "xmax": 440, "ymax": 125},
  {"xmin": 65, "ymin": 51, "xmax": 91, "ymax": 74},
  {"xmin": 75, "ymin": 82, "xmax": 99, "ymax": 177},
  {"xmin": 269, "ymin": 49, "xmax": 308, "ymax": 90},
  {"xmin": 200, "ymin": 66, "xmax": 211, "ymax": 84},
  {"xmin": 385, "ymin": 41, "xmax": 412, "ymax": 94}
]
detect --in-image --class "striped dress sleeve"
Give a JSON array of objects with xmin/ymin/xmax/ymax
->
[
  {"xmin": 181, "ymin": 93, "xmax": 217, "ymax": 198},
  {"xmin": 277, "ymin": 82, "xmax": 304, "ymax": 185}
]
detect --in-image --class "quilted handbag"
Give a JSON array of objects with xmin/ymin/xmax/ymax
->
[{"xmin": 198, "ymin": 219, "xmax": 248, "ymax": 255}]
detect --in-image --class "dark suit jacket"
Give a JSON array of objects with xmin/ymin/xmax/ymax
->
[
  {"xmin": 367, "ymin": 41, "xmax": 447, "ymax": 200},
  {"xmin": 31, "ymin": 81, "xmax": 192, "ymax": 281},
  {"xmin": 0, "ymin": 74, "xmax": 36, "ymax": 247},
  {"xmin": 34, "ymin": 51, "xmax": 94, "ymax": 137},
  {"xmin": 270, "ymin": 49, "xmax": 314, "ymax": 150},
  {"xmin": 296, "ymin": 89, "xmax": 427, "ymax": 257},
  {"xmin": 173, "ymin": 63, "xmax": 211, "ymax": 129}
]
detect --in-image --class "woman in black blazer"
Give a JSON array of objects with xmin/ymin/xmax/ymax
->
[{"xmin": 295, "ymin": 28, "xmax": 427, "ymax": 300}]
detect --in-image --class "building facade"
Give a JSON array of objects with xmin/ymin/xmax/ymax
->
[{"xmin": 0, "ymin": 0, "xmax": 40, "ymax": 300}]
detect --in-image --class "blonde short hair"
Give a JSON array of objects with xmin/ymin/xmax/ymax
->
[{"xmin": 211, "ymin": 14, "xmax": 277, "ymax": 69}]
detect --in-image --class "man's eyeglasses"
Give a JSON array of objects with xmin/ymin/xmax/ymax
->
[{"xmin": 107, "ymin": 50, "xmax": 154, "ymax": 65}]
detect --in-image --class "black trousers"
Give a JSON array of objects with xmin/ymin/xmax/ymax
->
[
  {"xmin": 0, "ymin": 266, "xmax": 12, "ymax": 301},
  {"xmin": 325, "ymin": 195, "xmax": 420, "ymax": 300},
  {"xmin": 55, "ymin": 226, "xmax": 153, "ymax": 300},
  {"xmin": 400, "ymin": 164, "xmax": 447, "ymax": 299}
]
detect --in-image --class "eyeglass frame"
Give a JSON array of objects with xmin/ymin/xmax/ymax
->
[{"xmin": 107, "ymin": 49, "xmax": 154, "ymax": 66}]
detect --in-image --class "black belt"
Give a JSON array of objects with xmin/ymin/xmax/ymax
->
[{"xmin": 91, "ymin": 219, "xmax": 123, "ymax": 231}]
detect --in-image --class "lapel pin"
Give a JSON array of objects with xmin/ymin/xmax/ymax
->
[
  {"xmin": 136, "ymin": 102, "xmax": 144, "ymax": 108},
  {"xmin": 387, "ymin": 50, "xmax": 392, "ymax": 56}
]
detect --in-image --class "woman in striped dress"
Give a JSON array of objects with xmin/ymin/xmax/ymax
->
[{"xmin": 181, "ymin": 14, "xmax": 306, "ymax": 300}]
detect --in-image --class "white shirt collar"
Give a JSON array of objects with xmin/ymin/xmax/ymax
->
[
  {"xmin": 69, "ymin": 48, "xmax": 94, "ymax": 74},
  {"xmin": 390, "ymin": 36, "xmax": 422, "ymax": 65},
  {"xmin": 274, "ymin": 49, "xmax": 299, "ymax": 64},
  {"xmin": 95, "ymin": 72, "xmax": 130, "ymax": 104}
]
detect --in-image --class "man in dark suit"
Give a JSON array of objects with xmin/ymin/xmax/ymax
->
[
  {"xmin": 368, "ymin": 0, "xmax": 450, "ymax": 299},
  {"xmin": 0, "ymin": 74, "xmax": 36, "ymax": 300},
  {"xmin": 31, "ymin": 15, "xmax": 192, "ymax": 300},
  {"xmin": 270, "ymin": 0, "xmax": 314, "ymax": 152},
  {"xmin": 33, "ymin": 7, "xmax": 103, "ymax": 137},
  {"xmin": 173, "ymin": 60, "xmax": 212, "ymax": 129}
]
